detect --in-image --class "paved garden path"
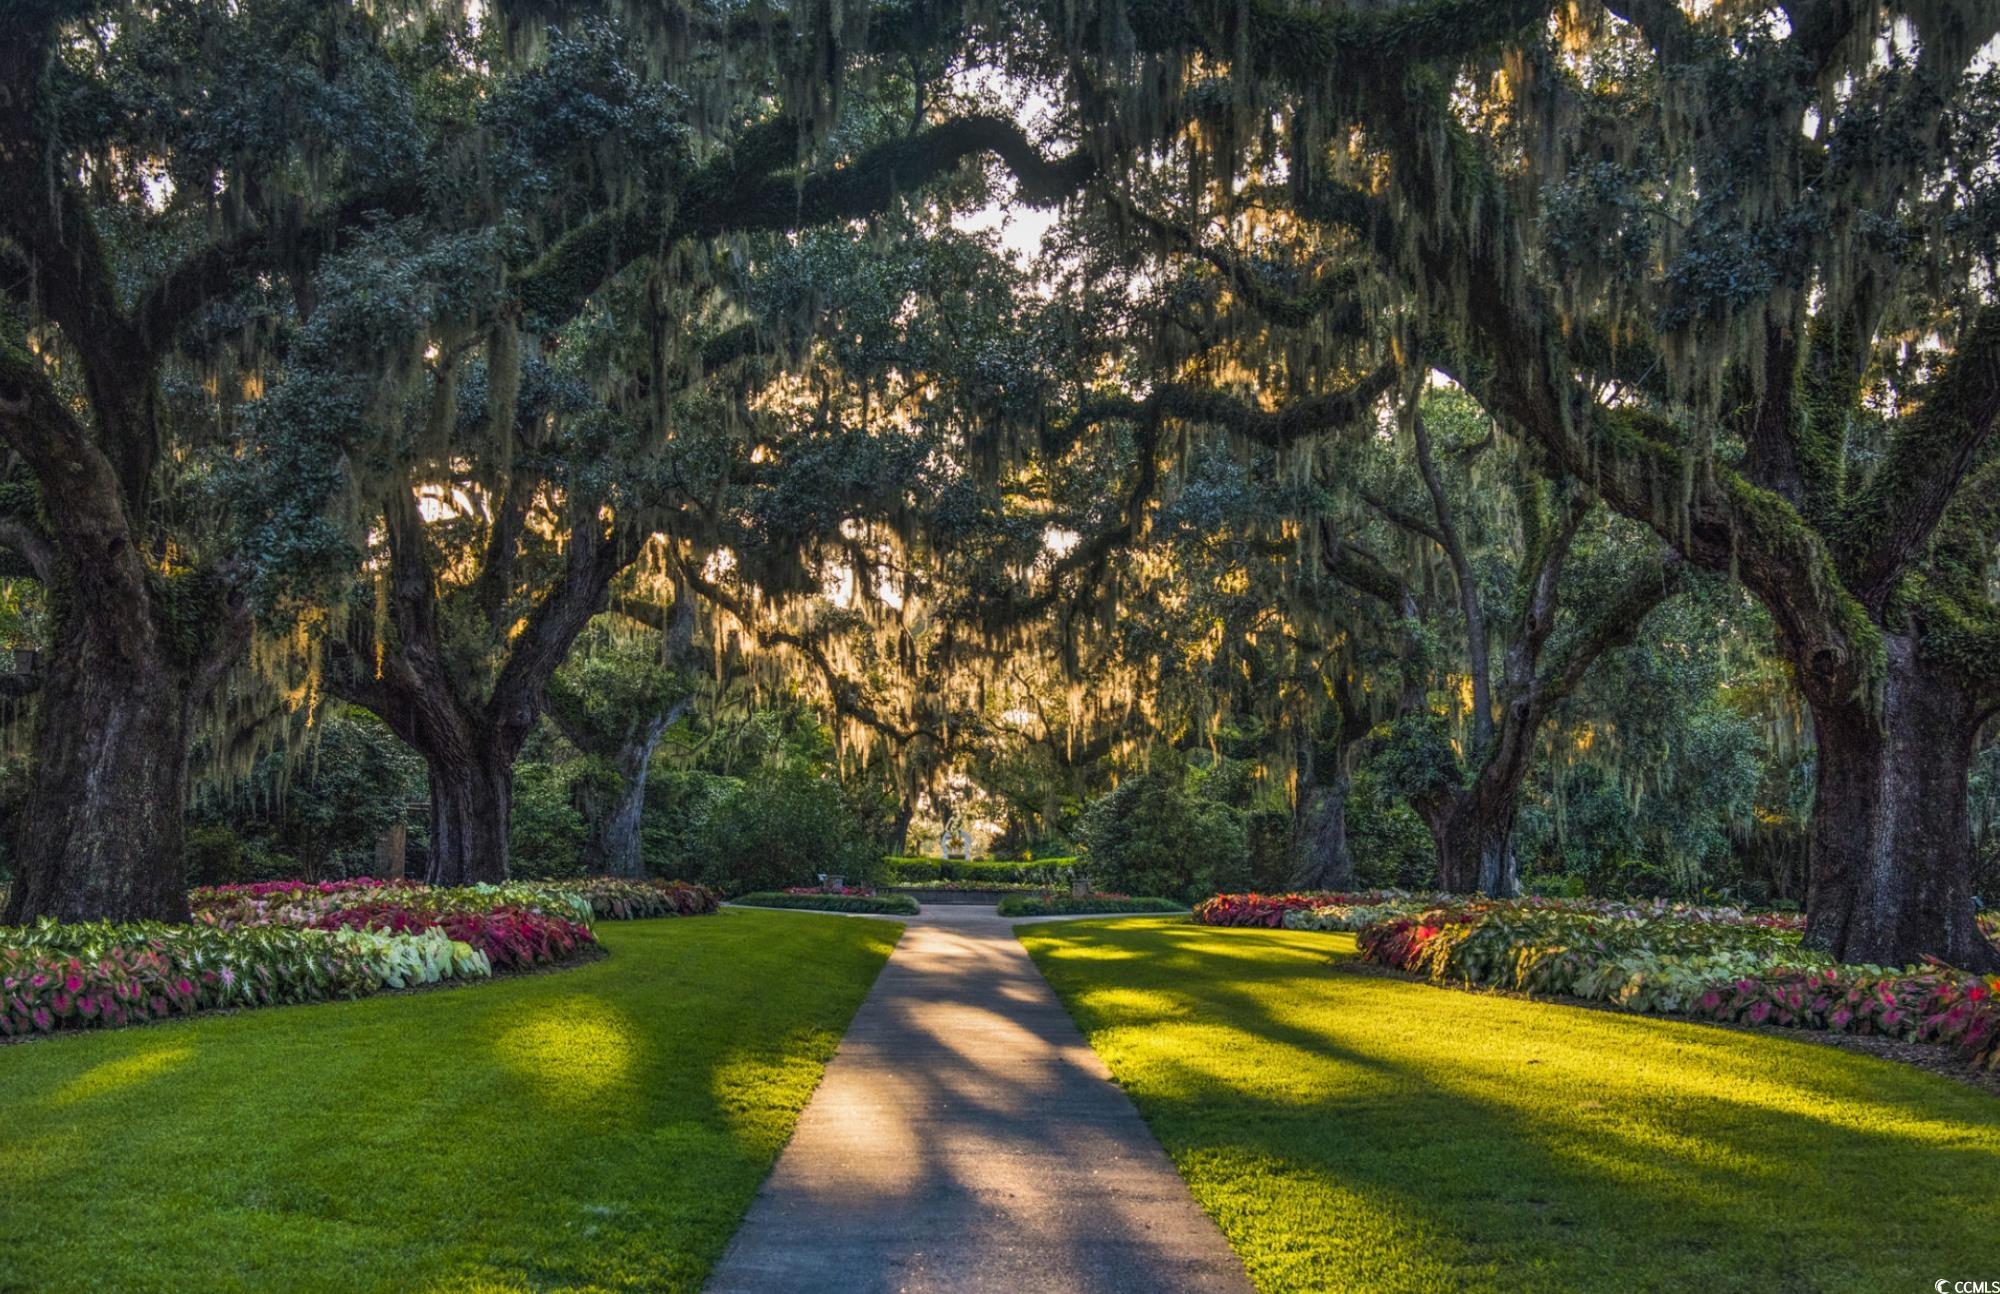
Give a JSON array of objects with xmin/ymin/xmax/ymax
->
[{"xmin": 705, "ymin": 907, "xmax": 1253, "ymax": 1294}]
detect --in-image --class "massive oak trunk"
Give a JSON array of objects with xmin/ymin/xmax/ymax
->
[
  {"xmin": 1294, "ymin": 718, "xmax": 1357, "ymax": 890},
  {"xmin": 3, "ymin": 634, "xmax": 197, "ymax": 924},
  {"xmin": 422, "ymin": 735, "xmax": 514, "ymax": 887},
  {"xmin": 1801, "ymin": 636, "xmax": 1997, "ymax": 971},
  {"xmin": 1418, "ymin": 785, "xmax": 1520, "ymax": 898},
  {"xmin": 1295, "ymin": 772, "xmax": 1355, "ymax": 890}
]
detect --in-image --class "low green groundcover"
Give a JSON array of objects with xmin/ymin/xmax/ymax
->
[
  {"xmin": 0, "ymin": 912, "xmax": 898, "ymax": 1292},
  {"xmin": 1020, "ymin": 917, "xmax": 2000, "ymax": 1294},
  {"xmin": 996, "ymin": 894, "xmax": 1185, "ymax": 917},
  {"xmin": 733, "ymin": 891, "xmax": 920, "ymax": 915}
]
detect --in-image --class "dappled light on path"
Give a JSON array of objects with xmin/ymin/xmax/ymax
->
[{"xmin": 706, "ymin": 909, "xmax": 1251, "ymax": 1294}]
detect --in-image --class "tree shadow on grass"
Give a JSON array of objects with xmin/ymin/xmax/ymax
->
[
  {"xmin": 0, "ymin": 913, "xmax": 900, "ymax": 1294},
  {"xmin": 1020, "ymin": 919, "xmax": 2000, "ymax": 1294}
]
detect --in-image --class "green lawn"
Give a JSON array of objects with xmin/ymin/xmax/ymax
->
[
  {"xmin": 0, "ymin": 910, "xmax": 900, "ymax": 1294},
  {"xmin": 1019, "ymin": 918, "xmax": 2000, "ymax": 1294}
]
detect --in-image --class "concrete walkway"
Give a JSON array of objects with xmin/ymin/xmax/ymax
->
[{"xmin": 706, "ymin": 907, "xmax": 1252, "ymax": 1294}]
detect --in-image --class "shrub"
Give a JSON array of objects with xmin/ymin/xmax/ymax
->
[
  {"xmin": 889, "ymin": 879, "xmax": 1048, "ymax": 892},
  {"xmin": 1079, "ymin": 774, "xmax": 1248, "ymax": 902},
  {"xmin": 508, "ymin": 761, "xmax": 588, "ymax": 879},
  {"xmin": 186, "ymin": 706, "xmax": 426, "ymax": 882},
  {"xmin": 642, "ymin": 767, "xmax": 741, "ymax": 879},
  {"xmin": 730, "ymin": 892, "xmax": 919, "ymax": 915},
  {"xmin": 882, "ymin": 857, "xmax": 1081, "ymax": 885},
  {"xmin": 1345, "ymin": 771, "xmax": 1436, "ymax": 890},
  {"xmin": 184, "ymin": 825, "xmax": 250, "ymax": 887},
  {"xmin": 687, "ymin": 772, "xmax": 876, "ymax": 894},
  {"xmin": 995, "ymin": 894, "xmax": 1185, "ymax": 917},
  {"xmin": 884, "ymin": 856, "xmax": 943, "ymax": 882}
]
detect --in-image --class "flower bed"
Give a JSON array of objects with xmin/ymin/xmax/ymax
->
[
  {"xmin": 1, "ymin": 874, "xmax": 722, "ymax": 1040},
  {"xmin": 310, "ymin": 904, "xmax": 592, "ymax": 971},
  {"xmin": 190, "ymin": 877, "xmax": 720, "ymax": 928},
  {"xmin": 1352, "ymin": 899, "xmax": 2000, "ymax": 1069},
  {"xmin": 1282, "ymin": 898, "xmax": 1441, "ymax": 932},
  {"xmin": 534, "ymin": 877, "xmax": 720, "ymax": 919},
  {"xmin": 0, "ymin": 919, "xmax": 492, "ymax": 1038},
  {"xmin": 995, "ymin": 894, "xmax": 1184, "ymax": 917},
  {"xmin": 732, "ymin": 892, "xmax": 919, "ymax": 915}
]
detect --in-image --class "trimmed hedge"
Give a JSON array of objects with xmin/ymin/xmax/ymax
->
[
  {"xmin": 889, "ymin": 880, "xmax": 1047, "ymax": 892},
  {"xmin": 883, "ymin": 857, "xmax": 1079, "ymax": 885},
  {"xmin": 996, "ymin": 894, "xmax": 1185, "ymax": 917},
  {"xmin": 733, "ymin": 892, "xmax": 920, "ymax": 915}
]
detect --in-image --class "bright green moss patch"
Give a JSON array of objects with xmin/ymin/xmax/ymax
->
[
  {"xmin": 1020, "ymin": 918, "xmax": 2000, "ymax": 1294},
  {"xmin": 0, "ymin": 911, "xmax": 900, "ymax": 1293}
]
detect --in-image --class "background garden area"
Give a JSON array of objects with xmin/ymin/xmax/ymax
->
[{"xmin": 4, "ymin": 0, "xmax": 2000, "ymax": 1288}]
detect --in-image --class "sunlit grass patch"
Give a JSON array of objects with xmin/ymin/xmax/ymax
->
[
  {"xmin": 1020, "ymin": 918, "xmax": 2000, "ymax": 1294},
  {"xmin": 0, "ymin": 911, "xmax": 899, "ymax": 1293}
]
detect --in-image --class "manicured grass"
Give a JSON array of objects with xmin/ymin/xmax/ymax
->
[
  {"xmin": 1019, "ymin": 918, "xmax": 2000, "ymax": 1294},
  {"xmin": 0, "ymin": 910, "xmax": 900, "ymax": 1293}
]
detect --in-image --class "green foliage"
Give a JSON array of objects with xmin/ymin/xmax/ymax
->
[
  {"xmin": 994, "ymin": 894, "xmax": 1185, "ymax": 916},
  {"xmin": 882, "ymin": 857, "xmax": 1079, "ymax": 885},
  {"xmin": 684, "ymin": 771, "xmax": 876, "ymax": 896},
  {"xmin": 184, "ymin": 825, "xmax": 249, "ymax": 888},
  {"xmin": 507, "ymin": 760, "xmax": 586, "ymax": 880},
  {"xmin": 643, "ymin": 767, "xmax": 743, "ymax": 879},
  {"xmin": 190, "ymin": 707, "xmax": 425, "ymax": 881},
  {"xmin": 732, "ymin": 891, "xmax": 918, "ymax": 915},
  {"xmin": 1371, "ymin": 713, "xmax": 1463, "ymax": 803},
  {"xmin": 1078, "ymin": 771, "xmax": 1250, "ymax": 903},
  {"xmin": 1345, "ymin": 769, "xmax": 1436, "ymax": 890}
]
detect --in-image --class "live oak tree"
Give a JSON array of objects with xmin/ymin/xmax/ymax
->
[
  {"xmin": 305, "ymin": 6, "xmax": 1113, "ymax": 886},
  {"xmin": 2, "ymin": 0, "xmax": 1096, "ymax": 909},
  {"xmin": 1067, "ymin": 0, "xmax": 2000, "ymax": 967},
  {"xmin": 1321, "ymin": 389, "xmax": 1685, "ymax": 895},
  {"xmin": 0, "ymin": 1, "xmax": 448, "ymax": 921},
  {"xmin": 547, "ymin": 575, "xmax": 702, "ymax": 879}
]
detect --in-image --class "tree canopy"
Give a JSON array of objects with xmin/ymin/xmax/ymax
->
[{"xmin": 3, "ymin": 0, "xmax": 1996, "ymax": 972}]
